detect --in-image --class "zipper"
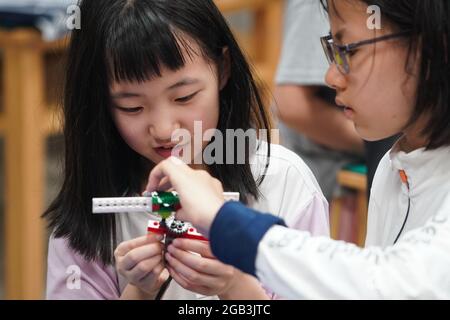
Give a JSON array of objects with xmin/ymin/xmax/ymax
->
[{"xmin": 394, "ymin": 170, "xmax": 410, "ymax": 244}]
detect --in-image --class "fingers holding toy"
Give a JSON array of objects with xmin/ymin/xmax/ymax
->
[
  {"xmin": 115, "ymin": 235, "xmax": 163, "ymax": 269},
  {"xmin": 169, "ymin": 238, "xmax": 215, "ymax": 258},
  {"xmin": 167, "ymin": 239, "xmax": 226, "ymax": 274},
  {"xmin": 115, "ymin": 234, "xmax": 168, "ymax": 295},
  {"xmin": 164, "ymin": 239, "xmax": 238, "ymax": 296}
]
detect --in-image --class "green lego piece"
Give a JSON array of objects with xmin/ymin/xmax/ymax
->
[{"xmin": 151, "ymin": 191, "xmax": 181, "ymax": 219}]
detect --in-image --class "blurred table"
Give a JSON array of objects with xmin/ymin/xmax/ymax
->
[{"xmin": 336, "ymin": 168, "xmax": 368, "ymax": 247}]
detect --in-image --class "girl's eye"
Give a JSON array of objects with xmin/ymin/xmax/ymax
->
[
  {"xmin": 175, "ymin": 92, "xmax": 198, "ymax": 103},
  {"xmin": 348, "ymin": 50, "xmax": 357, "ymax": 57},
  {"xmin": 116, "ymin": 106, "xmax": 143, "ymax": 113}
]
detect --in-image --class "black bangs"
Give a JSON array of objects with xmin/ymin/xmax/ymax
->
[{"xmin": 105, "ymin": 2, "xmax": 197, "ymax": 84}]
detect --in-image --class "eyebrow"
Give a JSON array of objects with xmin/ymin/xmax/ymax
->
[
  {"xmin": 166, "ymin": 77, "xmax": 200, "ymax": 91},
  {"xmin": 111, "ymin": 92, "xmax": 142, "ymax": 99},
  {"xmin": 111, "ymin": 77, "xmax": 200, "ymax": 99}
]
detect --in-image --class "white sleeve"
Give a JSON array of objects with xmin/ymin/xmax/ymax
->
[
  {"xmin": 277, "ymin": 165, "xmax": 330, "ymax": 237},
  {"xmin": 255, "ymin": 204, "xmax": 450, "ymax": 299}
]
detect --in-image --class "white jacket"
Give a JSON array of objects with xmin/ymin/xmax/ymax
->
[{"xmin": 254, "ymin": 144, "xmax": 450, "ymax": 299}]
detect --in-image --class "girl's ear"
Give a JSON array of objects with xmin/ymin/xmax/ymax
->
[{"xmin": 219, "ymin": 47, "xmax": 231, "ymax": 90}]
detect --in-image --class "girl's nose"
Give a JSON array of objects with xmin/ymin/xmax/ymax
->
[
  {"xmin": 325, "ymin": 64, "xmax": 347, "ymax": 91},
  {"xmin": 149, "ymin": 119, "xmax": 181, "ymax": 143}
]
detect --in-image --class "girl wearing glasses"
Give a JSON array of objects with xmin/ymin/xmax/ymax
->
[{"xmin": 146, "ymin": 0, "xmax": 450, "ymax": 299}]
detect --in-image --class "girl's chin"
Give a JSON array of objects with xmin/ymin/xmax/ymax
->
[{"xmin": 356, "ymin": 126, "xmax": 397, "ymax": 142}]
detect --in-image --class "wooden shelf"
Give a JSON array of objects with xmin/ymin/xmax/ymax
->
[
  {"xmin": 335, "ymin": 170, "xmax": 368, "ymax": 247},
  {"xmin": 217, "ymin": 0, "xmax": 277, "ymax": 12},
  {"xmin": 337, "ymin": 170, "xmax": 367, "ymax": 192},
  {"xmin": 43, "ymin": 106, "xmax": 62, "ymax": 136},
  {"xmin": 0, "ymin": 114, "xmax": 5, "ymax": 134}
]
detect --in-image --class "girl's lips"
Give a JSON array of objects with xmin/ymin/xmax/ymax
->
[
  {"xmin": 154, "ymin": 147, "xmax": 173, "ymax": 159},
  {"xmin": 335, "ymin": 98, "xmax": 355, "ymax": 119},
  {"xmin": 343, "ymin": 106, "xmax": 355, "ymax": 119},
  {"xmin": 154, "ymin": 146, "xmax": 185, "ymax": 159}
]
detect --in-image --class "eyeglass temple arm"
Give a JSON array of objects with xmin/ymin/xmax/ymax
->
[{"xmin": 339, "ymin": 31, "xmax": 411, "ymax": 52}]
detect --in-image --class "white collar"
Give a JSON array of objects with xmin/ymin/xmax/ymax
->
[{"xmin": 389, "ymin": 140, "xmax": 450, "ymax": 196}]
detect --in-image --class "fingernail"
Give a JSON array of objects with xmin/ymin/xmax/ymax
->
[
  {"xmin": 142, "ymin": 191, "xmax": 151, "ymax": 197},
  {"xmin": 169, "ymin": 156, "xmax": 184, "ymax": 165}
]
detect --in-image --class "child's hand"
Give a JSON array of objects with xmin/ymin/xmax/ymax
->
[
  {"xmin": 145, "ymin": 157, "xmax": 225, "ymax": 235},
  {"xmin": 165, "ymin": 238, "xmax": 239, "ymax": 297},
  {"xmin": 115, "ymin": 234, "xmax": 169, "ymax": 297}
]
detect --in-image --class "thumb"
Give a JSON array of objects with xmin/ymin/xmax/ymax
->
[{"xmin": 174, "ymin": 208, "xmax": 194, "ymax": 226}]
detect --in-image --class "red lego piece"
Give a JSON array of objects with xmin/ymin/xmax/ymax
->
[{"xmin": 147, "ymin": 220, "xmax": 208, "ymax": 241}]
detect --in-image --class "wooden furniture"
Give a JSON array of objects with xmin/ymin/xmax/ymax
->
[
  {"xmin": 0, "ymin": 0, "xmax": 283, "ymax": 299},
  {"xmin": 0, "ymin": 29, "xmax": 62, "ymax": 300},
  {"xmin": 332, "ymin": 170, "xmax": 368, "ymax": 247}
]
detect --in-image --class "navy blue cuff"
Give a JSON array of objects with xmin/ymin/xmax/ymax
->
[{"xmin": 209, "ymin": 201, "xmax": 286, "ymax": 277}]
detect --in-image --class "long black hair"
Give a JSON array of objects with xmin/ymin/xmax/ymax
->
[
  {"xmin": 321, "ymin": 0, "xmax": 450, "ymax": 149},
  {"xmin": 43, "ymin": 0, "xmax": 272, "ymax": 264}
]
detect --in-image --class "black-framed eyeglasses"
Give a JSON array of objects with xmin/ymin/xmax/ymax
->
[{"xmin": 320, "ymin": 31, "xmax": 411, "ymax": 74}]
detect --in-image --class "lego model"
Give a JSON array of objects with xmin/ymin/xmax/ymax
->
[
  {"xmin": 92, "ymin": 191, "xmax": 240, "ymax": 241},
  {"xmin": 92, "ymin": 191, "xmax": 239, "ymax": 299}
]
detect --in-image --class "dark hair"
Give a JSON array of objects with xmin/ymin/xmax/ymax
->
[
  {"xmin": 43, "ymin": 0, "xmax": 272, "ymax": 264},
  {"xmin": 321, "ymin": 0, "xmax": 450, "ymax": 149}
]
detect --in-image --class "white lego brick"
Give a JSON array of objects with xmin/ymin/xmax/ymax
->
[
  {"xmin": 92, "ymin": 197, "xmax": 152, "ymax": 214},
  {"xmin": 92, "ymin": 192, "xmax": 239, "ymax": 214}
]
